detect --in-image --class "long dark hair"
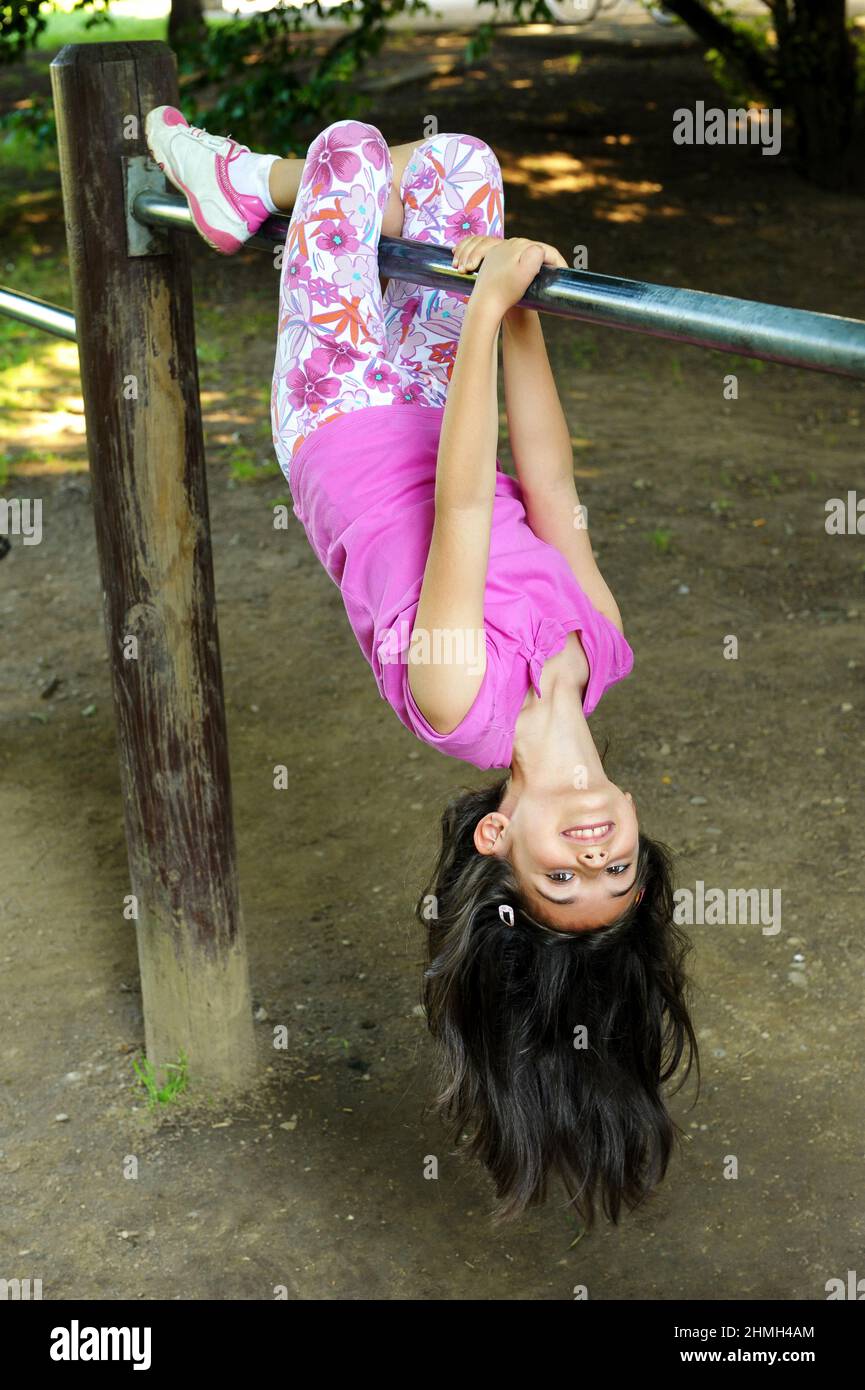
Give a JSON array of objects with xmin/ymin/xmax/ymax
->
[{"xmin": 416, "ymin": 776, "xmax": 699, "ymax": 1224}]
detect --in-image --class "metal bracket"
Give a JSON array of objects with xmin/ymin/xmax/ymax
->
[{"xmin": 124, "ymin": 156, "xmax": 170, "ymax": 257}]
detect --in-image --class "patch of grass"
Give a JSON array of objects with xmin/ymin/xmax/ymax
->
[
  {"xmin": 0, "ymin": 252, "xmax": 71, "ymax": 308},
  {"xmin": 0, "ymin": 330, "xmax": 41, "ymax": 372},
  {"xmin": 132, "ymin": 1052, "xmax": 189, "ymax": 1111},
  {"xmin": 227, "ymin": 444, "xmax": 281, "ymax": 482},
  {"xmin": 0, "ymin": 334, "xmax": 80, "ymax": 418},
  {"xmin": 0, "ymin": 449, "xmax": 81, "ymax": 482},
  {"xmin": 715, "ymin": 351, "xmax": 768, "ymax": 375},
  {"xmin": 196, "ymin": 339, "xmax": 229, "ymax": 366},
  {"xmin": 31, "ymin": 6, "xmax": 233, "ymax": 57},
  {"xmin": 34, "ymin": 7, "xmax": 166, "ymax": 53},
  {"xmin": 648, "ymin": 527, "xmax": 673, "ymax": 554}
]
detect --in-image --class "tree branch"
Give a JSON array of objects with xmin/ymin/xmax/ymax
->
[{"xmin": 657, "ymin": 0, "xmax": 776, "ymax": 96}]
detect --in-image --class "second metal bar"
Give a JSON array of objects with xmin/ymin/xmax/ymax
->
[{"xmin": 0, "ymin": 285, "xmax": 77, "ymax": 341}]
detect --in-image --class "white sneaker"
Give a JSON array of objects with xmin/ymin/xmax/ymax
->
[{"xmin": 144, "ymin": 106, "xmax": 271, "ymax": 255}]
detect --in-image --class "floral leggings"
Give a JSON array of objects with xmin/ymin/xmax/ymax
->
[{"xmin": 270, "ymin": 120, "xmax": 505, "ymax": 482}]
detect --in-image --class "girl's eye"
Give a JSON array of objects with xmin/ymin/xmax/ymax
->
[{"xmin": 548, "ymin": 864, "xmax": 632, "ymax": 882}]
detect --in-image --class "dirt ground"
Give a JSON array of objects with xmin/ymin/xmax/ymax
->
[{"xmin": 2, "ymin": 28, "xmax": 864, "ymax": 1300}]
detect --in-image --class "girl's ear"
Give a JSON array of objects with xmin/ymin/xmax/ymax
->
[{"xmin": 474, "ymin": 812, "xmax": 508, "ymax": 856}]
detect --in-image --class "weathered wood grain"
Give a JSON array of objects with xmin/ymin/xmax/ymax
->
[{"xmin": 50, "ymin": 41, "xmax": 256, "ymax": 1089}]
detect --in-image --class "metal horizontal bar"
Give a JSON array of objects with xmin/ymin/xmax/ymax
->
[
  {"xmin": 133, "ymin": 189, "xmax": 865, "ymax": 380},
  {"xmin": 0, "ymin": 285, "xmax": 77, "ymax": 342}
]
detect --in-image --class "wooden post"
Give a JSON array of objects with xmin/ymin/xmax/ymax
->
[{"xmin": 50, "ymin": 42, "xmax": 255, "ymax": 1090}]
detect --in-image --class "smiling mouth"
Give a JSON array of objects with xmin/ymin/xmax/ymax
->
[{"xmin": 561, "ymin": 821, "xmax": 615, "ymax": 842}]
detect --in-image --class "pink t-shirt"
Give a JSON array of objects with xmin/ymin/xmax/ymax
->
[{"xmin": 289, "ymin": 404, "xmax": 634, "ymax": 770}]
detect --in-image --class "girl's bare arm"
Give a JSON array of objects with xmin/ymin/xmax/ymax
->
[
  {"xmin": 502, "ymin": 304, "xmax": 624, "ymax": 633},
  {"xmin": 407, "ymin": 293, "xmax": 500, "ymax": 734},
  {"xmin": 450, "ymin": 234, "xmax": 623, "ymax": 632},
  {"xmin": 409, "ymin": 238, "xmax": 547, "ymax": 734}
]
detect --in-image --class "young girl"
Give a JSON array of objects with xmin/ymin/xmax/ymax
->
[{"xmin": 146, "ymin": 110, "xmax": 698, "ymax": 1225}]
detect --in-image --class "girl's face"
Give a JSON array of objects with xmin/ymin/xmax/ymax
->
[{"xmin": 473, "ymin": 785, "xmax": 641, "ymax": 932}]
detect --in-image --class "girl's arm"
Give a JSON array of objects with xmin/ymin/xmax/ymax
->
[
  {"xmin": 409, "ymin": 239, "xmax": 545, "ymax": 734},
  {"xmin": 408, "ymin": 293, "xmax": 500, "ymax": 734},
  {"xmin": 502, "ymin": 305, "xmax": 624, "ymax": 634},
  {"xmin": 451, "ymin": 234, "xmax": 623, "ymax": 634}
]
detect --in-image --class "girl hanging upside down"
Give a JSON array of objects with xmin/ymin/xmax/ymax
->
[{"xmin": 145, "ymin": 108, "xmax": 699, "ymax": 1225}]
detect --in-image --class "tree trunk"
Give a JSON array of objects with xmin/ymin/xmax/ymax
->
[
  {"xmin": 779, "ymin": 0, "xmax": 864, "ymax": 191},
  {"xmin": 168, "ymin": 0, "xmax": 207, "ymax": 52},
  {"xmin": 660, "ymin": 0, "xmax": 865, "ymax": 193}
]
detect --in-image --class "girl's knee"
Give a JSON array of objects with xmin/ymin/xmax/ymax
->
[
  {"xmin": 464, "ymin": 135, "xmax": 502, "ymax": 183},
  {"xmin": 421, "ymin": 132, "xmax": 502, "ymax": 181},
  {"xmin": 305, "ymin": 118, "xmax": 388, "ymax": 164}
]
